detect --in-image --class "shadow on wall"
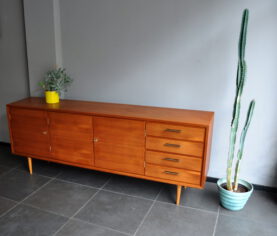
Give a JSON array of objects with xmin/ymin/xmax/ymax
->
[
  {"xmin": 0, "ymin": 113, "xmax": 9, "ymax": 142},
  {"xmin": 272, "ymin": 135, "xmax": 277, "ymax": 188},
  {"xmin": 273, "ymin": 163, "xmax": 277, "ymax": 188},
  {"xmin": 268, "ymin": 106, "xmax": 277, "ymax": 189}
]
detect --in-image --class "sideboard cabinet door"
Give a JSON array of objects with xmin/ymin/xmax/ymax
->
[
  {"xmin": 94, "ymin": 117, "xmax": 145, "ymax": 175},
  {"xmin": 49, "ymin": 112, "xmax": 93, "ymax": 165},
  {"xmin": 8, "ymin": 108, "xmax": 50, "ymax": 157}
]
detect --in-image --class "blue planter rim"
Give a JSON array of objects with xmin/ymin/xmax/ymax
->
[{"xmin": 217, "ymin": 178, "xmax": 254, "ymax": 195}]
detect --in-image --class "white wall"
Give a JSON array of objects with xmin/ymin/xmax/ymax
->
[
  {"xmin": 0, "ymin": 0, "xmax": 29, "ymax": 142},
  {"xmin": 24, "ymin": 0, "xmax": 277, "ymax": 187}
]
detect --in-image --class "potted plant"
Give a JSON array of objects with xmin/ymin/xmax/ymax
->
[
  {"xmin": 39, "ymin": 67, "xmax": 73, "ymax": 104},
  {"xmin": 217, "ymin": 9, "xmax": 256, "ymax": 211}
]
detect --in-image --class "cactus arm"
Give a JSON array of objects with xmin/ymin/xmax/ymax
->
[
  {"xmin": 226, "ymin": 9, "xmax": 249, "ymax": 191},
  {"xmin": 234, "ymin": 100, "xmax": 255, "ymax": 191},
  {"xmin": 239, "ymin": 10, "xmax": 249, "ymax": 61}
]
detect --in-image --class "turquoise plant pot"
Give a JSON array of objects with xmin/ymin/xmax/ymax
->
[{"xmin": 217, "ymin": 178, "xmax": 253, "ymax": 211}]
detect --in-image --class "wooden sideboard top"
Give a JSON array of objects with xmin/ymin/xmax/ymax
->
[{"xmin": 7, "ymin": 97, "xmax": 214, "ymax": 127}]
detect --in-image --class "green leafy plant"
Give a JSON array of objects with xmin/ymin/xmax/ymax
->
[
  {"xmin": 39, "ymin": 67, "xmax": 73, "ymax": 95},
  {"xmin": 226, "ymin": 9, "xmax": 255, "ymax": 192}
]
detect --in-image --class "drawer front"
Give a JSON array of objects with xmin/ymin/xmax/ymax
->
[
  {"xmin": 146, "ymin": 137, "xmax": 203, "ymax": 157},
  {"xmin": 146, "ymin": 151, "xmax": 202, "ymax": 171},
  {"xmin": 145, "ymin": 163, "xmax": 201, "ymax": 185},
  {"xmin": 146, "ymin": 122, "xmax": 205, "ymax": 141}
]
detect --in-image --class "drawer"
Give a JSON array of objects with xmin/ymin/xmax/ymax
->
[
  {"xmin": 146, "ymin": 137, "xmax": 203, "ymax": 157},
  {"xmin": 145, "ymin": 151, "xmax": 202, "ymax": 171},
  {"xmin": 146, "ymin": 122, "xmax": 205, "ymax": 141},
  {"xmin": 145, "ymin": 163, "xmax": 201, "ymax": 185}
]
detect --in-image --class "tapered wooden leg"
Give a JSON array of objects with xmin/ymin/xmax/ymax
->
[
  {"xmin": 176, "ymin": 185, "xmax": 182, "ymax": 205},
  {"xmin": 27, "ymin": 157, "xmax": 33, "ymax": 175}
]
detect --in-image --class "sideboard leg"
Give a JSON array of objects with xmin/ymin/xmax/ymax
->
[
  {"xmin": 27, "ymin": 157, "xmax": 33, "ymax": 175},
  {"xmin": 176, "ymin": 185, "xmax": 182, "ymax": 205}
]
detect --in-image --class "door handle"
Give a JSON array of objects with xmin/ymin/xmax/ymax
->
[
  {"xmin": 164, "ymin": 128, "xmax": 181, "ymax": 133},
  {"xmin": 164, "ymin": 143, "xmax": 181, "ymax": 148},
  {"xmin": 162, "ymin": 157, "xmax": 180, "ymax": 162},
  {"xmin": 163, "ymin": 171, "xmax": 179, "ymax": 176}
]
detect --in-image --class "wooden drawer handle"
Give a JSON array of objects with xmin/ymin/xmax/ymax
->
[
  {"xmin": 164, "ymin": 128, "xmax": 181, "ymax": 133},
  {"xmin": 162, "ymin": 157, "xmax": 180, "ymax": 162},
  {"xmin": 164, "ymin": 143, "xmax": 181, "ymax": 148},
  {"xmin": 163, "ymin": 170, "xmax": 179, "ymax": 176},
  {"xmin": 42, "ymin": 131, "xmax": 47, "ymax": 135}
]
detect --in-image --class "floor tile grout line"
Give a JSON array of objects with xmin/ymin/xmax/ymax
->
[
  {"xmin": 155, "ymin": 199, "xmax": 219, "ymax": 214},
  {"xmin": 212, "ymin": 206, "xmax": 220, "ymax": 236},
  {"xmin": 15, "ymin": 166, "xmax": 63, "ymax": 179},
  {"xmin": 21, "ymin": 202, "xmax": 70, "ymax": 218},
  {"xmin": 52, "ymin": 176, "xmax": 113, "ymax": 236},
  {"xmin": 72, "ymin": 218, "xmax": 132, "ymax": 236},
  {"xmin": 100, "ymin": 188, "xmax": 157, "ymax": 202},
  {"xmin": 9, "ymin": 168, "xmax": 55, "ymax": 179},
  {"xmin": 0, "ymin": 164, "xmax": 16, "ymax": 172},
  {"xmin": 48, "ymin": 221, "xmax": 68, "ymax": 235},
  {"xmin": 54, "ymin": 170, "xmax": 66, "ymax": 180},
  {"xmin": 36, "ymin": 167, "xmax": 64, "ymax": 179},
  {"xmin": 98, "ymin": 172, "xmax": 161, "ymax": 201},
  {"xmin": 99, "ymin": 175, "xmax": 113, "ymax": 190},
  {"xmin": 52, "ymin": 189, "xmax": 100, "ymax": 236},
  {"xmin": 0, "ymin": 165, "xmax": 222, "ymax": 235},
  {"xmin": 71, "ymin": 175, "xmax": 113, "ymax": 218},
  {"xmin": 218, "ymin": 211, "xmax": 277, "ymax": 226},
  {"xmin": 1, "ymin": 169, "xmax": 218, "ymax": 212},
  {"xmin": 133, "ymin": 185, "xmax": 164, "ymax": 236},
  {"xmin": 0, "ymin": 195, "xmax": 18, "ymax": 203},
  {"xmin": 67, "ymin": 176, "xmax": 157, "ymax": 236},
  {"xmin": 0, "ymin": 176, "xmax": 55, "ymax": 219},
  {"xmin": 48, "ymin": 177, "xmax": 100, "ymax": 190},
  {"xmin": 53, "ymin": 171, "xmax": 63, "ymax": 179},
  {"xmin": 21, "ymin": 175, "xmax": 56, "ymax": 202},
  {"xmin": 55, "ymin": 174, "xmax": 158, "ymax": 236},
  {"xmin": 54, "ymin": 175, "xmax": 159, "ymax": 202},
  {"xmin": 0, "ymin": 166, "xmax": 18, "ymax": 178},
  {"xmin": 179, "ymin": 204, "xmax": 219, "ymax": 214},
  {"xmin": 0, "ymin": 164, "xmax": 10, "ymax": 169},
  {"xmin": 12, "ymin": 166, "xmax": 166, "ymax": 201}
]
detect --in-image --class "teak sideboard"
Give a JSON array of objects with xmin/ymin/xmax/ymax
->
[{"xmin": 6, "ymin": 97, "xmax": 214, "ymax": 205}]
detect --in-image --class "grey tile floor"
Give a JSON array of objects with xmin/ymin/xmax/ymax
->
[{"xmin": 0, "ymin": 144, "xmax": 276, "ymax": 236}]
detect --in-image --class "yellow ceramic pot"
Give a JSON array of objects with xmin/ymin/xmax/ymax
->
[{"xmin": 45, "ymin": 91, "xmax": 59, "ymax": 104}]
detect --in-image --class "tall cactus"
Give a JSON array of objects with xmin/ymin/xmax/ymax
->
[
  {"xmin": 226, "ymin": 9, "xmax": 255, "ymax": 191},
  {"xmin": 233, "ymin": 100, "xmax": 255, "ymax": 191}
]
